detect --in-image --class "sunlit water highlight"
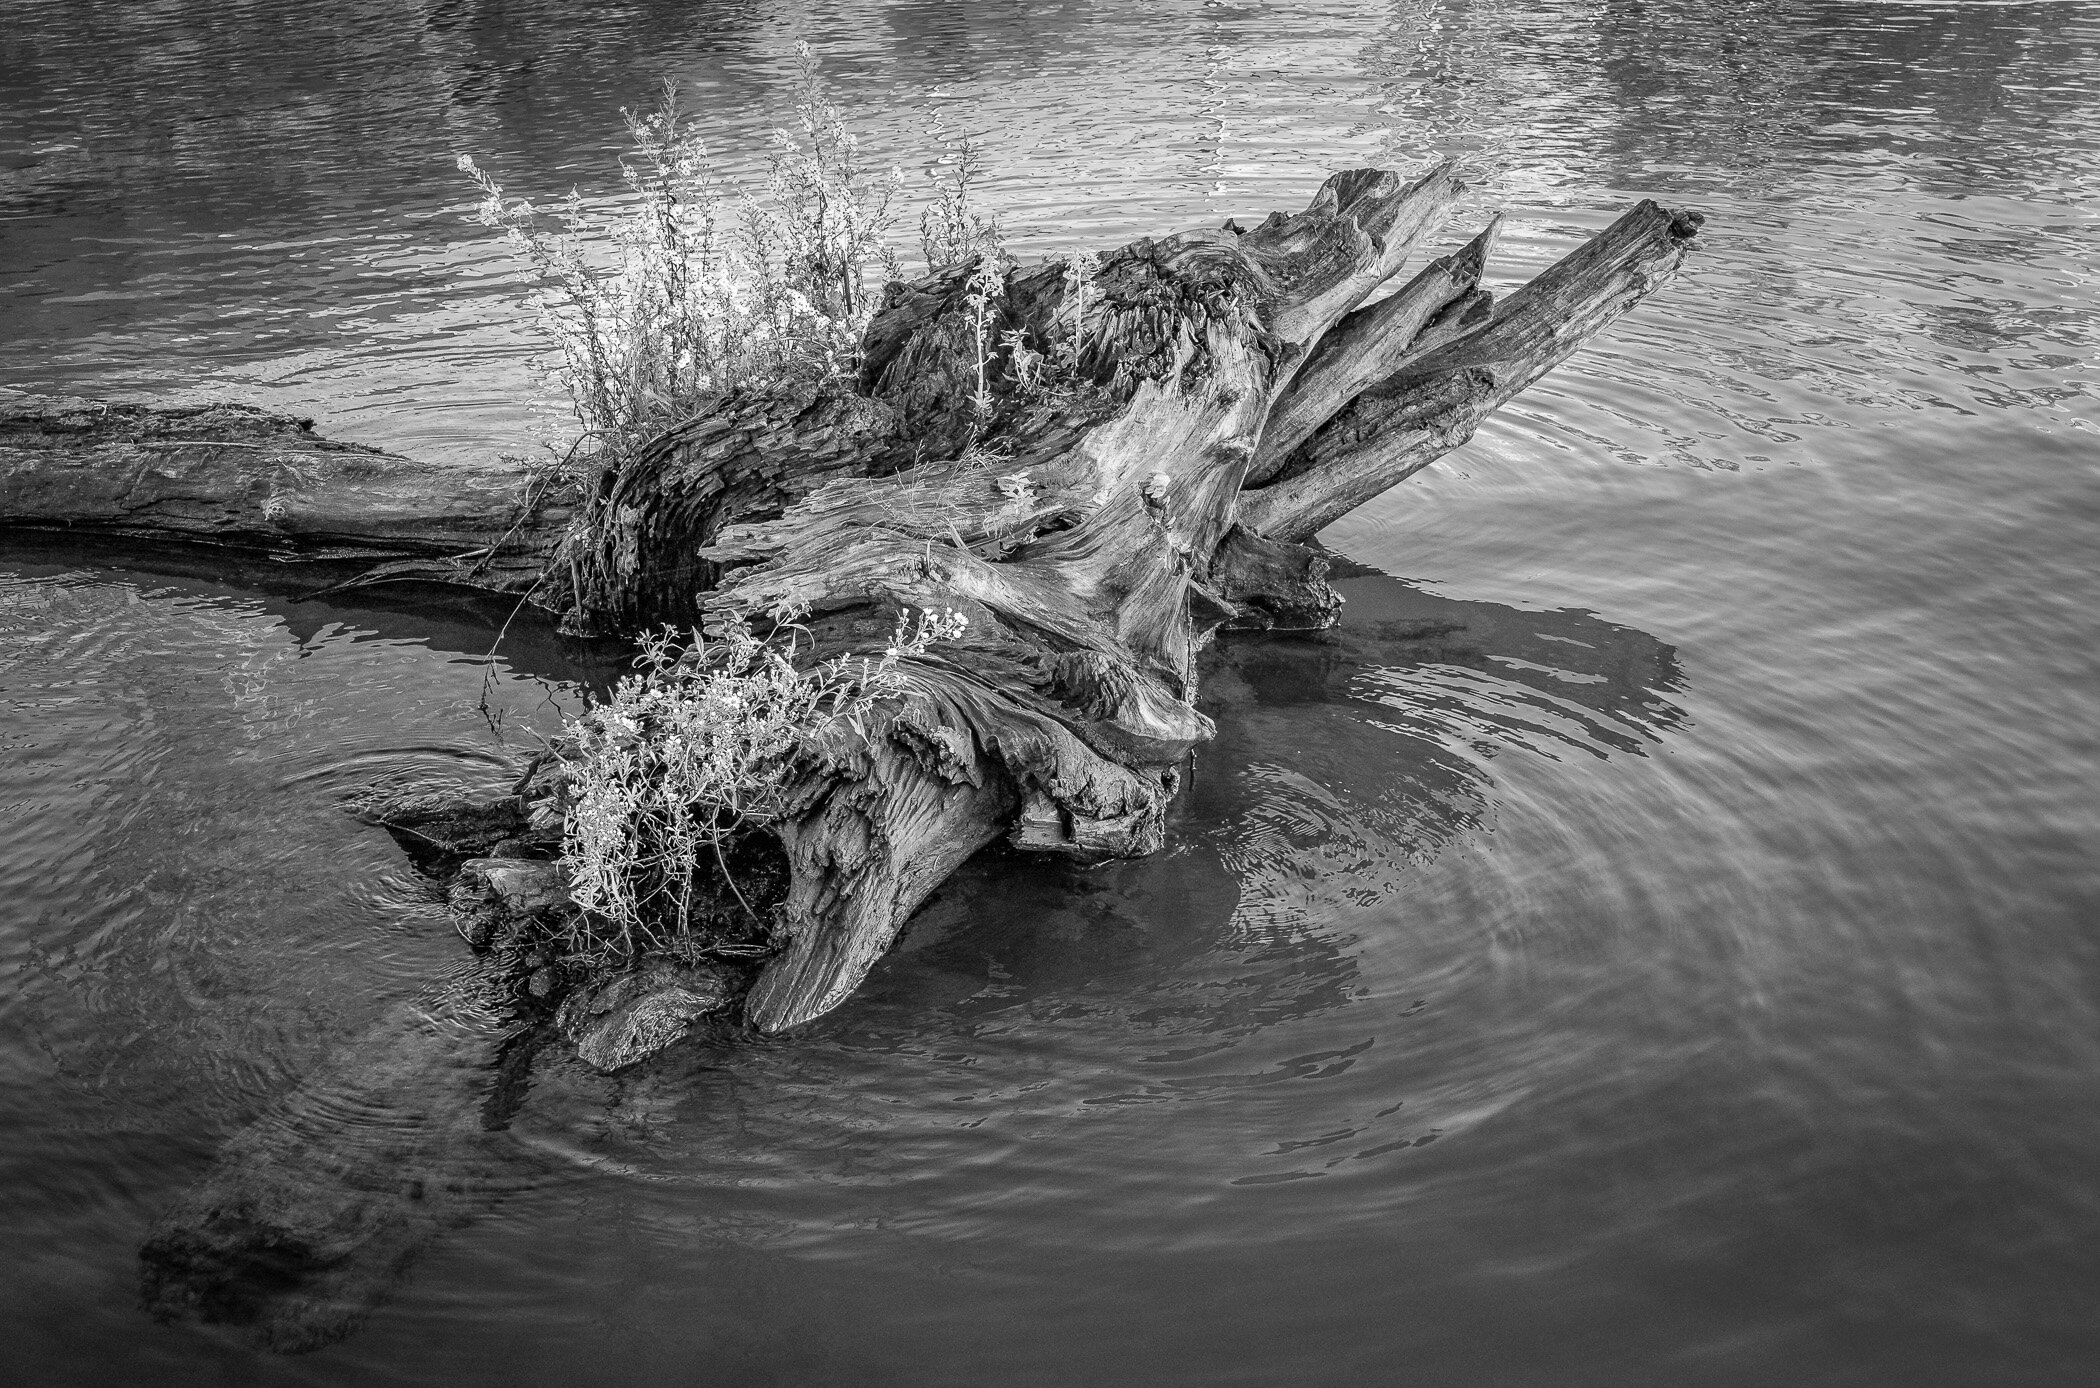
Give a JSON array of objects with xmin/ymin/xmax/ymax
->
[{"xmin": 3, "ymin": 2, "xmax": 2098, "ymax": 1384}]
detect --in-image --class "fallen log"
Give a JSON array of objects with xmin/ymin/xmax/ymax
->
[
  {"xmin": 0, "ymin": 396, "xmax": 564, "ymax": 595},
  {"xmin": 3, "ymin": 168, "xmax": 1702, "ymax": 1345},
  {"xmin": 6, "ymin": 174, "xmax": 1702, "ymax": 1032}
]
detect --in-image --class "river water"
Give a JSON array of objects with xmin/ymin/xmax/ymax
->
[{"xmin": 3, "ymin": 1, "xmax": 2097, "ymax": 1383}]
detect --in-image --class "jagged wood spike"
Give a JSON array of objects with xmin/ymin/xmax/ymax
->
[
  {"xmin": 1242, "ymin": 158, "xmax": 1466, "ymax": 351},
  {"xmin": 1239, "ymin": 200, "xmax": 1705, "ymax": 544},
  {"xmin": 1249, "ymin": 215, "xmax": 1501, "ymax": 484}
]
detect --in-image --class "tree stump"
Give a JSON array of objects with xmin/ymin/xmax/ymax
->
[{"xmin": 2, "ymin": 166, "xmax": 1703, "ymax": 1346}]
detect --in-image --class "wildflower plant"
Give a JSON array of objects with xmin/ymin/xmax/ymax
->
[
  {"xmin": 756, "ymin": 47, "xmax": 906, "ymax": 329},
  {"xmin": 556, "ymin": 609, "xmax": 969, "ymax": 966},
  {"xmin": 456, "ymin": 56, "xmax": 1021, "ymax": 975},
  {"xmin": 918, "ymin": 119, "xmax": 1004, "ymax": 273},
  {"xmin": 457, "ymin": 43, "xmax": 908, "ymax": 471},
  {"xmin": 991, "ymin": 248, "xmax": 1099, "ymax": 412},
  {"xmin": 1059, "ymin": 250, "xmax": 1101, "ymax": 375},
  {"xmin": 964, "ymin": 252, "xmax": 1009, "ymax": 426}
]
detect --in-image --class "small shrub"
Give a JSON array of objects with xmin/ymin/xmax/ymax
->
[
  {"xmin": 461, "ymin": 49, "xmax": 1029, "ymax": 633},
  {"xmin": 758, "ymin": 49, "xmax": 907, "ymax": 325},
  {"xmin": 458, "ymin": 61, "xmax": 1032, "ymax": 978},
  {"xmin": 963, "ymin": 252, "xmax": 1009, "ymax": 427},
  {"xmin": 992, "ymin": 248, "xmax": 1100, "ymax": 411},
  {"xmin": 458, "ymin": 43, "xmax": 908, "ymax": 469},
  {"xmin": 555, "ymin": 609, "xmax": 968, "ymax": 966},
  {"xmin": 1059, "ymin": 250, "xmax": 1101, "ymax": 375},
  {"xmin": 919, "ymin": 119, "xmax": 1004, "ymax": 272}
]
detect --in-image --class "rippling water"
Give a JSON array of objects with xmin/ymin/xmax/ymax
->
[{"xmin": 4, "ymin": 2, "xmax": 2098, "ymax": 1384}]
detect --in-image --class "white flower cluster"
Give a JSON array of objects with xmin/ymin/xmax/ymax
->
[
  {"xmin": 556, "ymin": 608, "xmax": 968, "ymax": 963},
  {"xmin": 455, "ymin": 46, "xmax": 906, "ymax": 469}
]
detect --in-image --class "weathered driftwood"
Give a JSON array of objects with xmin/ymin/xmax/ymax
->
[
  {"xmin": 4, "ymin": 169, "xmax": 1701, "ymax": 1346},
  {"xmin": 0, "ymin": 397, "xmax": 564, "ymax": 594},
  {"xmin": 575, "ymin": 178, "xmax": 1700, "ymax": 1032},
  {"xmin": 4, "ymin": 173, "xmax": 1702, "ymax": 1034}
]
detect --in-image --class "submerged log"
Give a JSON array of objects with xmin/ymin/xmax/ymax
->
[
  {"xmin": 4, "ymin": 169, "xmax": 1701, "ymax": 1344},
  {"xmin": 138, "ymin": 981, "xmax": 545, "ymax": 1352}
]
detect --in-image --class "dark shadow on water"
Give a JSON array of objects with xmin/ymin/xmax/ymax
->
[
  {"xmin": 0, "ymin": 531, "xmax": 628, "ymax": 691},
  {"xmin": 1, "ymin": 537, "xmax": 624, "ymax": 1352},
  {"xmin": 135, "ymin": 987, "xmax": 569, "ymax": 1353},
  {"xmin": 3, "ymin": 539, "xmax": 1687, "ymax": 1351},
  {"xmin": 814, "ymin": 550, "xmax": 1685, "ymax": 1048}
]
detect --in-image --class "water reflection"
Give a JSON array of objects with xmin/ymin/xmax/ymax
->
[
  {"xmin": 1366, "ymin": 0, "xmax": 2100, "ymax": 197},
  {"xmin": 1205, "ymin": 562, "xmax": 1684, "ymax": 951},
  {"xmin": 7, "ymin": 0, "xmax": 2094, "ymax": 465}
]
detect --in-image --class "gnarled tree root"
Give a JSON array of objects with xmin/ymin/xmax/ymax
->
[{"xmin": 3, "ymin": 168, "xmax": 1702, "ymax": 1347}]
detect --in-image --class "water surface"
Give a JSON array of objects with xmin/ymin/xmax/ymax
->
[{"xmin": 4, "ymin": 2, "xmax": 2098, "ymax": 1384}]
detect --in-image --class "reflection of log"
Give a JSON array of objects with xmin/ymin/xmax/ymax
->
[
  {"xmin": 137, "ymin": 984, "xmax": 541, "ymax": 1352},
  {"xmin": 5, "ymin": 171, "xmax": 1700, "ymax": 1347}
]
